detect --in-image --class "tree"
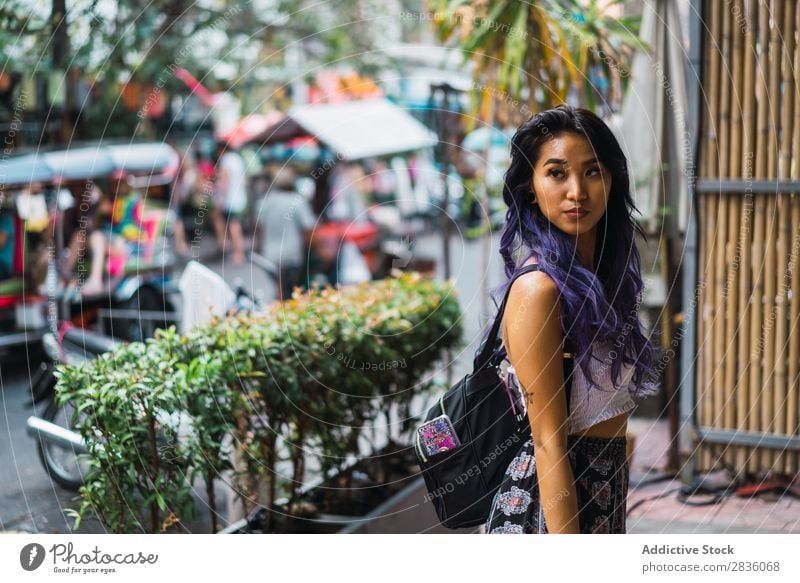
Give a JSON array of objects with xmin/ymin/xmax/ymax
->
[
  {"xmin": 2, "ymin": 0, "xmax": 395, "ymax": 140},
  {"xmin": 428, "ymin": 0, "xmax": 645, "ymax": 313},
  {"xmin": 429, "ymin": 0, "xmax": 644, "ymax": 118}
]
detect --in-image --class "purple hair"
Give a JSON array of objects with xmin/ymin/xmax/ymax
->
[{"xmin": 492, "ymin": 105, "xmax": 659, "ymax": 400}]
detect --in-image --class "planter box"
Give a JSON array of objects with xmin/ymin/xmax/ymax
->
[
  {"xmin": 220, "ymin": 443, "xmax": 474, "ymax": 534},
  {"xmin": 338, "ymin": 477, "xmax": 475, "ymax": 534}
]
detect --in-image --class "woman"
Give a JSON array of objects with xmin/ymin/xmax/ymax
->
[
  {"xmin": 77, "ymin": 173, "xmax": 146, "ymax": 296},
  {"xmin": 484, "ymin": 105, "xmax": 659, "ymax": 534}
]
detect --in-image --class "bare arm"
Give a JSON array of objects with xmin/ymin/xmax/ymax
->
[{"xmin": 503, "ymin": 272, "xmax": 579, "ymax": 534}]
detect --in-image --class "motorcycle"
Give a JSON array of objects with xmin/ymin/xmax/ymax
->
[
  {"xmin": 26, "ymin": 252, "xmax": 278, "ymax": 490},
  {"xmin": 26, "ymin": 324, "xmax": 119, "ymax": 489}
]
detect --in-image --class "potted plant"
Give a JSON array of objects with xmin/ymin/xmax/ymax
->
[{"xmin": 57, "ymin": 273, "xmax": 462, "ymax": 533}]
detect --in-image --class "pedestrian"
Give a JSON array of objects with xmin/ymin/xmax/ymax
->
[
  {"xmin": 368, "ymin": 159, "xmax": 397, "ymax": 204},
  {"xmin": 483, "ymin": 105, "xmax": 659, "ymax": 534},
  {"xmin": 212, "ymin": 141, "xmax": 247, "ymax": 265},
  {"xmin": 255, "ymin": 166, "xmax": 316, "ymax": 301},
  {"xmin": 173, "ymin": 148, "xmax": 199, "ymax": 257},
  {"xmin": 0, "ymin": 199, "xmax": 15, "ymax": 281},
  {"xmin": 61, "ymin": 180, "xmax": 102, "ymax": 285},
  {"xmin": 327, "ymin": 162, "xmax": 368, "ymax": 222}
]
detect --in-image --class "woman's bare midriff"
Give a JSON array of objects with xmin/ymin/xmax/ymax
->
[{"xmin": 569, "ymin": 411, "xmax": 629, "ymax": 438}]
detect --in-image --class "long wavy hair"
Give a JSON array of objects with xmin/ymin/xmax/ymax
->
[{"xmin": 493, "ymin": 105, "xmax": 659, "ymax": 400}]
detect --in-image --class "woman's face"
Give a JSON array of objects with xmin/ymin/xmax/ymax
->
[{"xmin": 530, "ymin": 132, "xmax": 611, "ymax": 238}]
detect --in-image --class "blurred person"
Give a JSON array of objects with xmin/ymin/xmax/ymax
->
[
  {"xmin": 0, "ymin": 201, "xmax": 15, "ymax": 280},
  {"xmin": 327, "ymin": 162, "xmax": 368, "ymax": 222},
  {"xmin": 455, "ymin": 151, "xmax": 485, "ymax": 230},
  {"xmin": 173, "ymin": 149, "xmax": 199, "ymax": 257},
  {"xmin": 79, "ymin": 172, "xmax": 146, "ymax": 296},
  {"xmin": 15, "ymin": 181, "xmax": 52, "ymax": 288},
  {"xmin": 212, "ymin": 141, "xmax": 247, "ymax": 265},
  {"xmin": 106, "ymin": 171, "xmax": 147, "ymax": 246},
  {"xmin": 15, "ymin": 181, "xmax": 50, "ymax": 234},
  {"xmin": 61, "ymin": 181, "xmax": 102, "ymax": 285},
  {"xmin": 369, "ymin": 159, "xmax": 397, "ymax": 205},
  {"xmin": 255, "ymin": 166, "xmax": 316, "ymax": 300}
]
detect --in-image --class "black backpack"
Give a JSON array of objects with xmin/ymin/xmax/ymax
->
[{"xmin": 414, "ymin": 263, "xmax": 574, "ymax": 529}]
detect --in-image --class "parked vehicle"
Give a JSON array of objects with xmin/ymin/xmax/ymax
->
[
  {"xmin": 0, "ymin": 141, "xmax": 182, "ymax": 345},
  {"xmin": 26, "ymin": 251, "xmax": 278, "ymax": 490},
  {"xmin": 26, "ymin": 324, "xmax": 119, "ymax": 489}
]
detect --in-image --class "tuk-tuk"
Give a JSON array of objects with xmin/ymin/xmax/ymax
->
[
  {"xmin": 0, "ymin": 141, "xmax": 181, "ymax": 345},
  {"xmin": 244, "ymin": 98, "xmax": 438, "ymax": 283}
]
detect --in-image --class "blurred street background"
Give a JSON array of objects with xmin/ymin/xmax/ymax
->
[{"xmin": 2, "ymin": 0, "xmax": 799, "ymax": 534}]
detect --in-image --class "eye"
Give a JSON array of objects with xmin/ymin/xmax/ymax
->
[
  {"xmin": 548, "ymin": 168, "xmax": 565, "ymax": 178},
  {"xmin": 586, "ymin": 166, "xmax": 602, "ymax": 177}
]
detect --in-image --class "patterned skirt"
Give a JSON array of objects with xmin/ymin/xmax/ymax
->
[{"xmin": 484, "ymin": 434, "xmax": 629, "ymax": 534}]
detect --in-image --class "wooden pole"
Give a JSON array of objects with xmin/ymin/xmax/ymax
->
[
  {"xmin": 761, "ymin": 193, "xmax": 778, "ymax": 471},
  {"xmin": 692, "ymin": 0, "xmax": 714, "ymax": 469},
  {"xmin": 696, "ymin": 213, "xmax": 705, "ymax": 470},
  {"xmin": 709, "ymin": 0, "xmax": 737, "ymax": 470},
  {"xmin": 718, "ymin": 0, "xmax": 732, "ymax": 179},
  {"xmin": 773, "ymin": 0, "xmax": 797, "ymax": 474},
  {"xmin": 704, "ymin": 0, "xmax": 725, "ymax": 470},
  {"xmin": 766, "ymin": 0, "xmax": 783, "ymax": 179},
  {"xmin": 711, "ymin": 191, "xmax": 728, "ymax": 472},
  {"xmin": 748, "ymin": 194, "xmax": 766, "ymax": 473},
  {"xmin": 697, "ymin": 0, "xmax": 714, "ymax": 178},
  {"xmin": 755, "ymin": 0, "xmax": 770, "ymax": 180},
  {"xmin": 761, "ymin": 0, "xmax": 784, "ymax": 470},
  {"xmin": 722, "ymin": 193, "xmax": 740, "ymax": 469},
  {"xmin": 787, "ymin": 193, "xmax": 800, "ymax": 475},
  {"xmin": 719, "ymin": 1, "xmax": 740, "ymax": 469},
  {"xmin": 735, "ymin": 0, "xmax": 756, "ymax": 472},
  {"xmin": 729, "ymin": 0, "xmax": 744, "ymax": 178},
  {"xmin": 772, "ymin": 191, "xmax": 789, "ymax": 473},
  {"xmin": 793, "ymin": 0, "xmax": 800, "ymax": 180},
  {"xmin": 699, "ymin": 193, "xmax": 712, "ymax": 472},
  {"xmin": 707, "ymin": 0, "xmax": 722, "ymax": 178},
  {"xmin": 749, "ymin": 0, "xmax": 770, "ymax": 472},
  {"xmin": 779, "ymin": 0, "xmax": 796, "ymax": 180},
  {"xmin": 789, "ymin": 0, "xmax": 800, "ymax": 476}
]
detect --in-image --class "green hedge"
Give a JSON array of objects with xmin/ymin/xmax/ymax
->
[{"xmin": 56, "ymin": 273, "xmax": 462, "ymax": 532}]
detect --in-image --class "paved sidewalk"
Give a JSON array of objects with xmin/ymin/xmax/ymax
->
[{"xmin": 626, "ymin": 418, "xmax": 800, "ymax": 534}]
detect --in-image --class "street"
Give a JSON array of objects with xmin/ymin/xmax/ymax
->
[{"xmin": 0, "ymin": 230, "xmax": 510, "ymax": 533}]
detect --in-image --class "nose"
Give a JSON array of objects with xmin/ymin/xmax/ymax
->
[{"xmin": 566, "ymin": 175, "xmax": 589, "ymax": 203}]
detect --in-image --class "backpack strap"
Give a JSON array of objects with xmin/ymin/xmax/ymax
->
[
  {"xmin": 476, "ymin": 263, "xmax": 575, "ymax": 415},
  {"xmin": 475, "ymin": 263, "xmax": 543, "ymax": 369}
]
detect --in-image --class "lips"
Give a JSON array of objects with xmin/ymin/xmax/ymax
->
[{"xmin": 565, "ymin": 208, "xmax": 588, "ymax": 217}]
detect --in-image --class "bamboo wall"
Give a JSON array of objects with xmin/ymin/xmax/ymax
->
[{"xmin": 697, "ymin": 0, "xmax": 800, "ymax": 475}]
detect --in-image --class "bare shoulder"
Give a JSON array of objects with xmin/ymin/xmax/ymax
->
[
  {"xmin": 506, "ymin": 269, "xmax": 560, "ymax": 312},
  {"xmin": 504, "ymin": 269, "xmax": 562, "ymax": 348}
]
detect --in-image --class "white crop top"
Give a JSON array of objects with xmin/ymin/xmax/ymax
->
[{"xmin": 504, "ymin": 339, "xmax": 637, "ymax": 435}]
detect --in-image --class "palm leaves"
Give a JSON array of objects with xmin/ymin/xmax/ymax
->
[{"xmin": 429, "ymin": 0, "xmax": 645, "ymax": 115}]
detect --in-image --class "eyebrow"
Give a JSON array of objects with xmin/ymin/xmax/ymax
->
[{"xmin": 542, "ymin": 157, "xmax": 600, "ymax": 166}]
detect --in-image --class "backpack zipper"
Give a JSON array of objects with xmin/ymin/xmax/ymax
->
[{"xmin": 416, "ymin": 430, "xmax": 428, "ymax": 463}]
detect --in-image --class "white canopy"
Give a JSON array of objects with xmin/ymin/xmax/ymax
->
[{"xmin": 283, "ymin": 99, "xmax": 437, "ymax": 160}]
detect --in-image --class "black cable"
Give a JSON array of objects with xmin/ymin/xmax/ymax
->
[
  {"xmin": 626, "ymin": 487, "xmax": 683, "ymax": 515},
  {"xmin": 676, "ymin": 477, "xmax": 738, "ymax": 506}
]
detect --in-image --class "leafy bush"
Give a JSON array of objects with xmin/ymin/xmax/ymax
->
[{"xmin": 56, "ymin": 273, "xmax": 462, "ymax": 532}]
